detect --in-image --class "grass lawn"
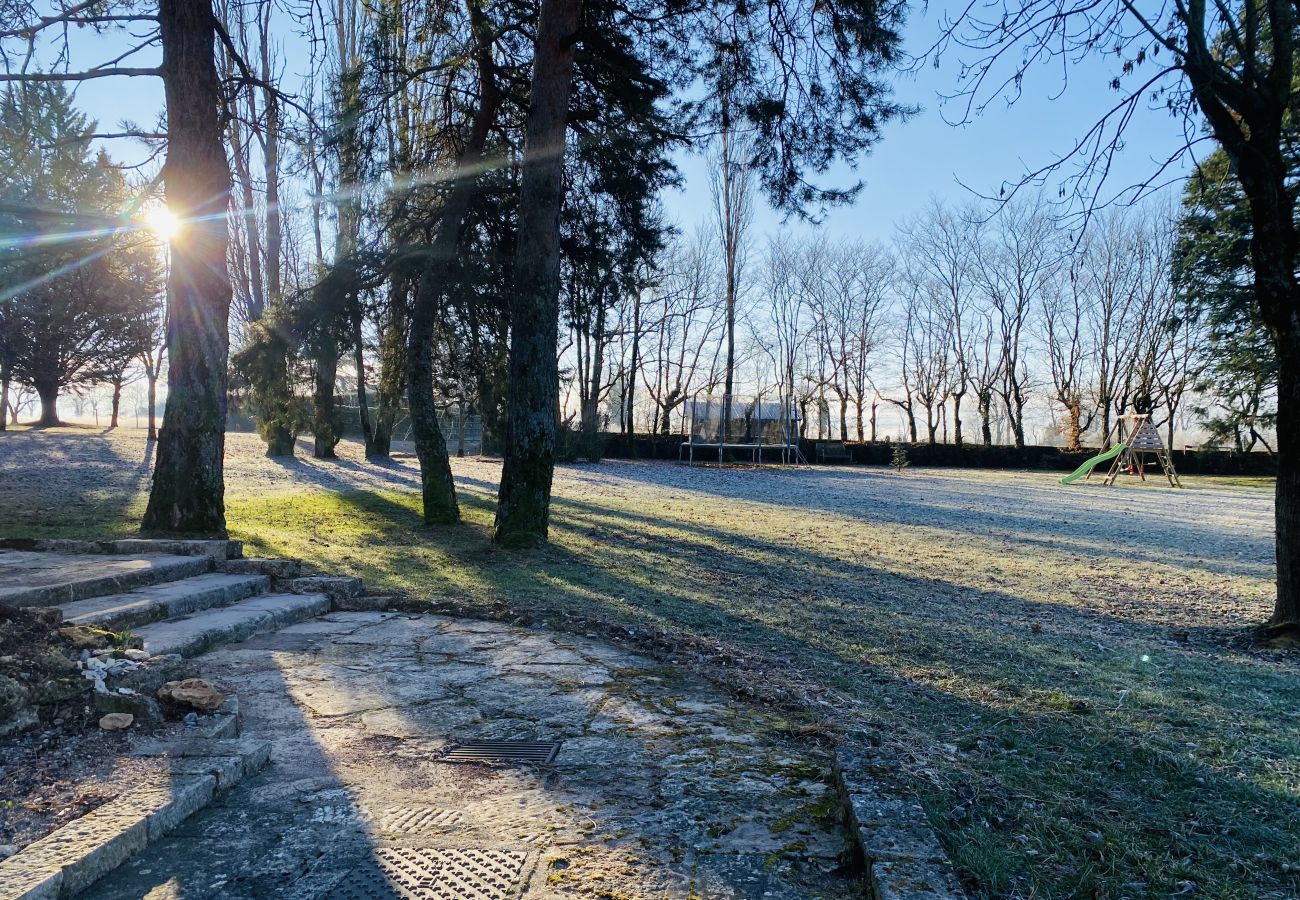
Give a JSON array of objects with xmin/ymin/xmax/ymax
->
[{"xmin": 2, "ymin": 426, "xmax": 1296, "ymax": 898}]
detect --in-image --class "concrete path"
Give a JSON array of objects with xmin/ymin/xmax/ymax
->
[{"xmin": 87, "ymin": 612, "xmax": 857, "ymax": 899}]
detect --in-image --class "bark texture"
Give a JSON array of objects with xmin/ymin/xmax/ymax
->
[
  {"xmin": 405, "ymin": 0, "xmax": 499, "ymax": 523},
  {"xmin": 142, "ymin": 0, "xmax": 232, "ymax": 537},
  {"xmin": 35, "ymin": 381, "xmax": 58, "ymax": 426},
  {"xmin": 368, "ymin": 274, "xmax": 408, "ymax": 458},
  {"xmin": 493, "ymin": 0, "xmax": 582, "ymax": 547}
]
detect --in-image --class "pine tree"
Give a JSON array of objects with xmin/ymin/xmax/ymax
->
[{"xmin": 891, "ymin": 435, "xmax": 909, "ymax": 473}]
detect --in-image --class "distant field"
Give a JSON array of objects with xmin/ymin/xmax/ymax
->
[{"xmin": 2, "ymin": 426, "xmax": 1296, "ymax": 898}]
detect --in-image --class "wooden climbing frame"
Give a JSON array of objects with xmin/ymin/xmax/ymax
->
[{"xmin": 1097, "ymin": 413, "xmax": 1182, "ymax": 488}]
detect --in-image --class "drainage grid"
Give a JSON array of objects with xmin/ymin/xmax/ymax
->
[
  {"xmin": 330, "ymin": 847, "xmax": 529, "ymax": 900},
  {"xmin": 442, "ymin": 740, "xmax": 561, "ymax": 764}
]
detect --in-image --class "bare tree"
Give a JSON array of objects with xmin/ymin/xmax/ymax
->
[
  {"xmin": 973, "ymin": 198, "xmax": 1056, "ymax": 447},
  {"xmin": 708, "ymin": 118, "xmax": 755, "ymax": 455},
  {"xmin": 805, "ymin": 240, "xmax": 891, "ymax": 441},
  {"xmin": 641, "ymin": 227, "xmax": 725, "ymax": 434},
  {"xmin": 1041, "ymin": 257, "xmax": 1097, "ymax": 450},
  {"xmin": 933, "ymin": 0, "xmax": 1300, "ymax": 629},
  {"xmin": 898, "ymin": 200, "xmax": 979, "ymax": 444}
]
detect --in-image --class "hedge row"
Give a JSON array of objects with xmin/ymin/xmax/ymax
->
[{"xmin": 596, "ymin": 433, "xmax": 1277, "ymax": 476}]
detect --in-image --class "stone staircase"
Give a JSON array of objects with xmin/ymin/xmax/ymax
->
[
  {"xmin": 0, "ymin": 538, "xmax": 389, "ymax": 900},
  {"xmin": 0, "ymin": 537, "xmax": 381, "ymax": 660}
]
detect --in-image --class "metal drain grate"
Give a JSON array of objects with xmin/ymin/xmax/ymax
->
[
  {"xmin": 442, "ymin": 740, "xmax": 560, "ymax": 764},
  {"xmin": 332, "ymin": 848, "xmax": 527, "ymax": 899},
  {"xmin": 376, "ymin": 806, "xmax": 463, "ymax": 833},
  {"xmin": 308, "ymin": 805, "xmax": 463, "ymax": 833}
]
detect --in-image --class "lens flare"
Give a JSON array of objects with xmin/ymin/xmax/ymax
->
[{"xmin": 145, "ymin": 207, "xmax": 182, "ymax": 242}]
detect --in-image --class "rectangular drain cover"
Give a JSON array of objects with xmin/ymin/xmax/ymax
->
[
  {"xmin": 333, "ymin": 848, "xmax": 527, "ymax": 899},
  {"xmin": 443, "ymin": 740, "xmax": 560, "ymax": 764}
]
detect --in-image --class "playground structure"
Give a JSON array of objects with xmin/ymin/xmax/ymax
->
[
  {"xmin": 679, "ymin": 393, "xmax": 807, "ymax": 464},
  {"xmin": 1061, "ymin": 412, "xmax": 1182, "ymax": 487}
]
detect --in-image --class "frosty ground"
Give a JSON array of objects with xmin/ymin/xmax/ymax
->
[{"xmin": 1, "ymin": 426, "xmax": 1295, "ymax": 898}]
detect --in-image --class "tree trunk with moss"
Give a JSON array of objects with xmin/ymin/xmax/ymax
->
[
  {"xmin": 406, "ymin": 0, "xmax": 499, "ymax": 524},
  {"xmin": 369, "ymin": 274, "xmax": 408, "ymax": 458},
  {"xmin": 493, "ymin": 0, "xmax": 582, "ymax": 547}
]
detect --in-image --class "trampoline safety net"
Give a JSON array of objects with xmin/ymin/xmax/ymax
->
[{"xmin": 680, "ymin": 395, "xmax": 803, "ymax": 464}]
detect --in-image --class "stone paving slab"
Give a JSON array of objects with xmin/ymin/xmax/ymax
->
[
  {"xmin": 0, "ymin": 551, "xmax": 211, "ymax": 608},
  {"xmin": 86, "ymin": 613, "xmax": 861, "ymax": 899}
]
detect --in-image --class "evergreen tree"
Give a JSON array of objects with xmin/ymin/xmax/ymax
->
[
  {"xmin": 0, "ymin": 83, "xmax": 160, "ymax": 426},
  {"xmin": 1176, "ymin": 146, "xmax": 1283, "ymax": 453},
  {"xmin": 890, "ymin": 436, "xmax": 909, "ymax": 473}
]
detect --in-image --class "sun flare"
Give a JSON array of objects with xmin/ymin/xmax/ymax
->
[{"xmin": 144, "ymin": 206, "xmax": 182, "ymax": 243}]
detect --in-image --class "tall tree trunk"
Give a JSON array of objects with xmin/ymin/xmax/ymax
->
[
  {"xmin": 352, "ymin": 306, "xmax": 372, "ymax": 449},
  {"xmin": 493, "ymin": 0, "xmax": 582, "ymax": 547},
  {"xmin": 35, "ymin": 380, "xmax": 58, "ymax": 426},
  {"xmin": 110, "ymin": 377, "xmax": 122, "ymax": 428},
  {"xmin": 313, "ymin": 335, "xmax": 340, "ymax": 459},
  {"xmin": 369, "ymin": 275, "xmax": 408, "ymax": 458},
  {"xmin": 1012, "ymin": 392, "xmax": 1026, "ymax": 448},
  {"xmin": 406, "ymin": 0, "xmax": 499, "ymax": 524},
  {"xmin": 0, "ymin": 365, "xmax": 9, "ymax": 431},
  {"xmin": 1237, "ymin": 146, "xmax": 1300, "ymax": 630},
  {"xmin": 581, "ymin": 296, "xmax": 606, "ymax": 462},
  {"xmin": 952, "ymin": 391, "xmax": 964, "ymax": 446},
  {"xmin": 625, "ymin": 289, "xmax": 640, "ymax": 440},
  {"xmin": 1272, "ymin": 333, "xmax": 1299, "ymax": 628},
  {"xmin": 143, "ymin": 0, "xmax": 232, "ymax": 537},
  {"xmin": 146, "ymin": 369, "xmax": 159, "ymax": 441}
]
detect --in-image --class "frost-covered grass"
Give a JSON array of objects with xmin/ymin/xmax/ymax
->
[{"xmin": 2, "ymin": 426, "xmax": 1296, "ymax": 898}]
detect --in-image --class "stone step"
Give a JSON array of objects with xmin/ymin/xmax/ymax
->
[
  {"xmin": 282, "ymin": 575, "xmax": 363, "ymax": 600},
  {"xmin": 0, "ymin": 538, "xmax": 243, "ymax": 560},
  {"xmin": 0, "ymin": 736, "xmax": 270, "ymax": 900},
  {"xmin": 133, "ymin": 593, "xmax": 331, "ymax": 658},
  {"xmin": 0, "ymin": 551, "xmax": 213, "ymax": 609},
  {"xmin": 217, "ymin": 557, "xmax": 302, "ymax": 579},
  {"xmin": 56, "ymin": 573, "xmax": 271, "ymax": 632}
]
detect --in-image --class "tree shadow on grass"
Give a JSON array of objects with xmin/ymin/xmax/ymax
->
[
  {"xmin": 0, "ymin": 428, "xmax": 154, "ymax": 538},
  {"xmin": 288, "ymin": 484, "xmax": 1300, "ymax": 899},
  {"xmin": 593, "ymin": 461, "xmax": 1277, "ymax": 581}
]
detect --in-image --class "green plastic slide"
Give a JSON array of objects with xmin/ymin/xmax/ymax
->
[{"xmin": 1060, "ymin": 442, "xmax": 1126, "ymax": 485}]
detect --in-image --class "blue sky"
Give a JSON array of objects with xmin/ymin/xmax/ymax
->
[
  {"xmin": 662, "ymin": 9, "xmax": 1193, "ymax": 244},
  {"xmin": 58, "ymin": 5, "xmax": 1194, "ymax": 245}
]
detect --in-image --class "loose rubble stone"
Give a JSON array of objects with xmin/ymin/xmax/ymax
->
[
  {"xmin": 99, "ymin": 712, "xmax": 134, "ymax": 730},
  {"xmin": 0, "ymin": 672, "xmax": 29, "ymax": 722},
  {"xmin": 114, "ymin": 654, "xmax": 197, "ymax": 697},
  {"xmin": 156, "ymin": 679, "xmax": 224, "ymax": 713},
  {"xmin": 95, "ymin": 690, "xmax": 163, "ymax": 723}
]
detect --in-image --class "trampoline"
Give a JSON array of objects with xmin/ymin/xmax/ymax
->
[{"xmin": 678, "ymin": 393, "xmax": 807, "ymax": 465}]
